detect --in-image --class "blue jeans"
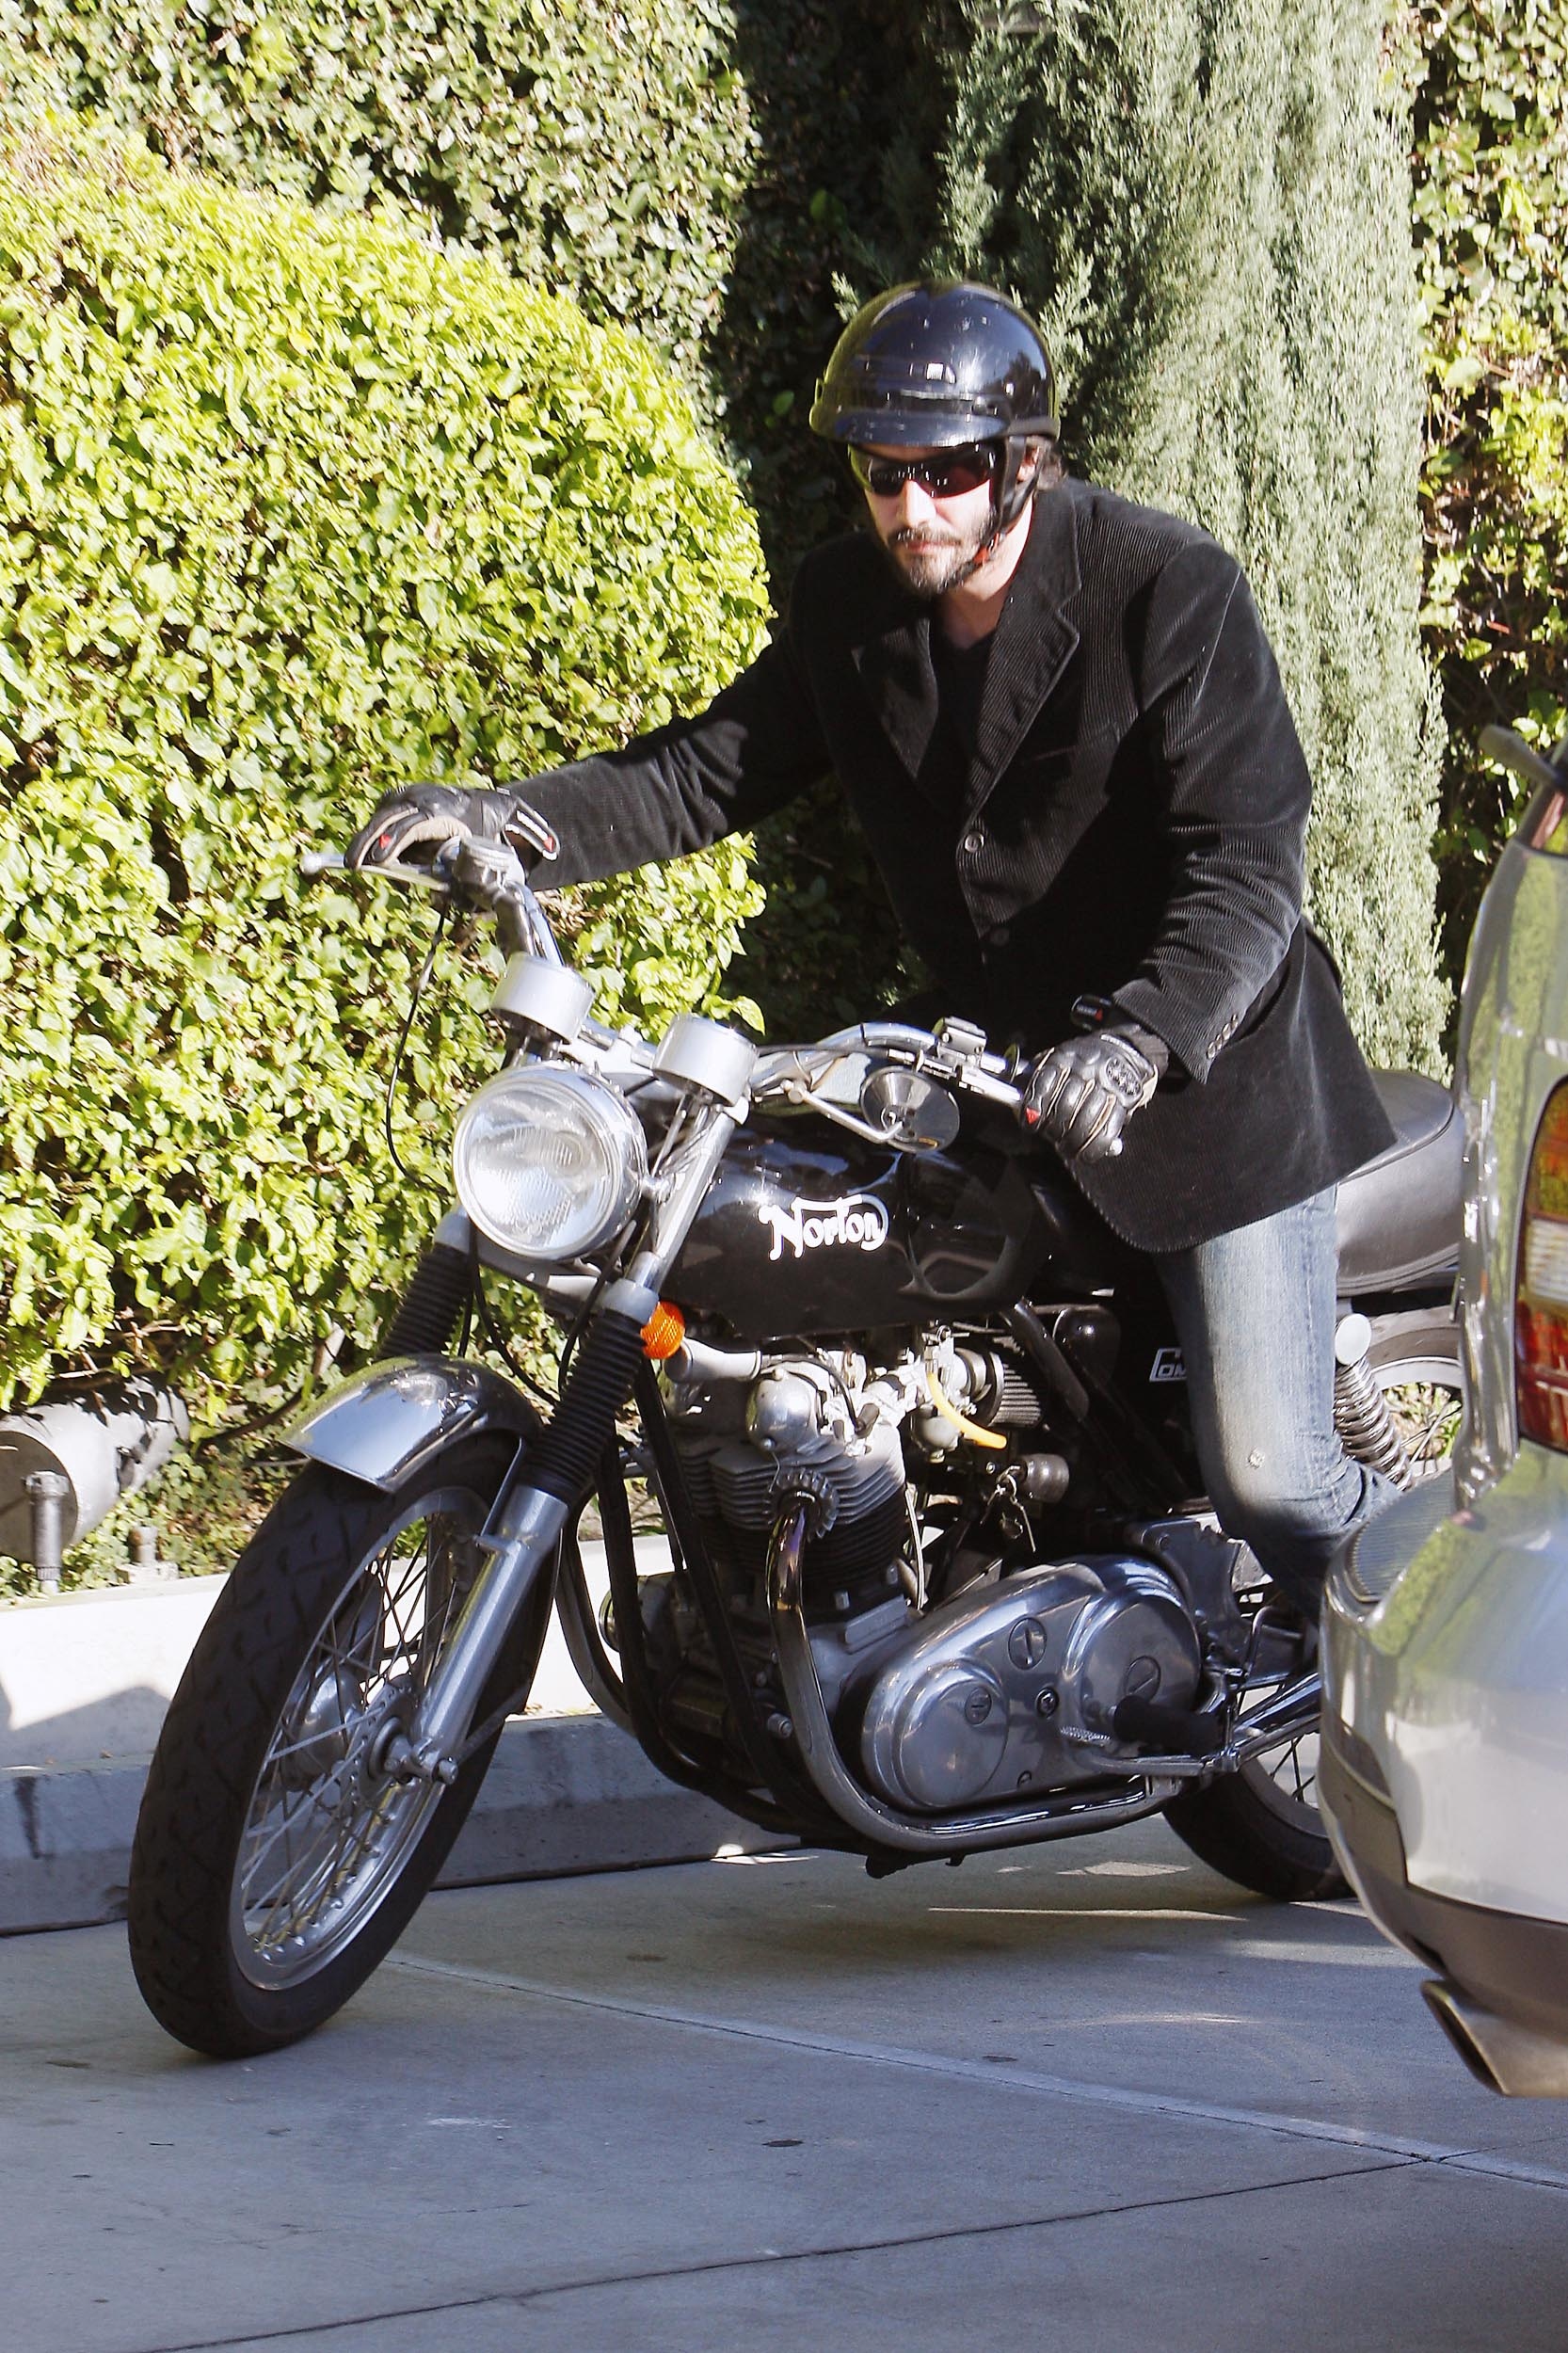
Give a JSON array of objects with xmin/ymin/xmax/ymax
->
[{"xmin": 1153, "ymin": 1187, "xmax": 1391, "ymax": 1609}]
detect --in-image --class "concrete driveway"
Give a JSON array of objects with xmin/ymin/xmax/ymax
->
[{"xmin": 6, "ymin": 1816, "xmax": 1567, "ymax": 2352}]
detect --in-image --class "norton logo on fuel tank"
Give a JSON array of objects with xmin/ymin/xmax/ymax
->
[{"xmin": 758, "ymin": 1193, "xmax": 890, "ymax": 1263}]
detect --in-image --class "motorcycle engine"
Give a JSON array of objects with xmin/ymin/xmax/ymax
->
[
  {"xmin": 667, "ymin": 1354, "xmax": 912, "ymax": 1613},
  {"xmin": 855, "ymin": 1556, "xmax": 1203, "ymax": 1811},
  {"xmin": 662, "ymin": 1339, "xmax": 1208, "ymax": 1804}
]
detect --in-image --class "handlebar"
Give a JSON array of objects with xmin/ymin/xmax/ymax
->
[
  {"xmin": 813, "ymin": 1017, "xmax": 1024, "ymax": 1111},
  {"xmin": 300, "ymin": 835, "xmax": 1023, "ymax": 1119},
  {"xmin": 298, "ymin": 833, "xmax": 561, "ymax": 963},
  {"xmin": 754, "ymin": 1020, "xmax": 1025, "ymax": 1132}
]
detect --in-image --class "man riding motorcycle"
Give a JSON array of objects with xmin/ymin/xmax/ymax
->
[{"xmin": 351, "ymin": 278, "xmax": 1397, "ymax": 1615}]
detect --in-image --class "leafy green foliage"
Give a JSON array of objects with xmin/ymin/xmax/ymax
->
[
  {"xmin": 5, "ymin": 0, "xmax": 753, "ymax": 388},
  {"xmin": 0, "ymin": 130, "xmax": 769, "ymax": 1416},
  {"xmin": 1411, "ymin": 1, "xmax": 1568, "ymax": 977},
  {"xmin": 862, "ymin": 0, "xmax": 1447, "ymax": 1074},
  {"xmin": 0, "ymin": 0, "xmax": 918, "ymax": 1039},
  {"xmin": 0, "ymin": 0, "xmax": 904, "ymax": 577}
]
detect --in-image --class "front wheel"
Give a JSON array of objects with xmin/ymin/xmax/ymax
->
[
  {"xmin": 1165, "ymin": 1302, "xmax": 1463, "ymax": 1901},
  {"xmin": 128, "ymin": 1435, "xmax": 547, "ymax": 2057}
]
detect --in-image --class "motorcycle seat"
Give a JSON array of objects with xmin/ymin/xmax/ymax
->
[{"xmin": 1336, "ymin": 1069, "xmax": 1462, "ymax": 1296}]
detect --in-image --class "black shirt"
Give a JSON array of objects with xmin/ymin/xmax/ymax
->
[{"xmin": 930, "ymin": 625, "xmax": 992, "ymax": 774}]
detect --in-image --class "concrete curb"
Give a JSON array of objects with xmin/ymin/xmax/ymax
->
[
  {"xmin": 0, "ymin": 1535, "xmax": 786, "ymax": 1935},
  {"xmin": 0, "ymin": 1714, "xmax": 783, "ymax": 1936},
  {"xmin": 0, "ymin": 1540, "xmax": 653, "ymax": 1769}
]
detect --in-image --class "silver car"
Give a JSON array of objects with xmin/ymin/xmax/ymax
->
[{"xmin": 1322, "ymin": 723, "xmax": 1568, "ymax": 2097}]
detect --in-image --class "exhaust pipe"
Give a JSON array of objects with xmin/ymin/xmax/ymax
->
[{"xmin": 1422, "ymin": 1979, "xmax": 1568, "ymax": 2098}]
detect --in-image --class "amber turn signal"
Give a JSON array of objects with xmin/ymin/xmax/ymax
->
[{"xmin": 641, "ymin": 1301, "xmax": 686, "ymax": 1360}]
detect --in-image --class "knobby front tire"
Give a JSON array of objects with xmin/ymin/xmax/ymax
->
[{"xmin": 128, "ymin": 1436, "xmax": 545, "ymax": 2057}]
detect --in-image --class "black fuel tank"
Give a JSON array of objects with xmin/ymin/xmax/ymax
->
[{"xmin": 667, "ymin": 1112, "xmax": 1116, "ymax": 1342}]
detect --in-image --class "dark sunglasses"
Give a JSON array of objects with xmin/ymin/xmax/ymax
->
[{"xmin": 847, "ymin": 440, "xmax": 1003, "ymax": 500}]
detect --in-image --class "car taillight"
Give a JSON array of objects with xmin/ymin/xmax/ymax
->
[{"xmin": 1516, "ymin": 1081, "xmax": 1568, "ymax": 1447}]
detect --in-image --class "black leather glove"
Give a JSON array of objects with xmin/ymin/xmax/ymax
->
[
  {"xmin": 1020, "ymin": 1024, "xmax": 1165, "ymax": 1162},
  {"xmin": 346, "ymin": 784, "xmax": 558, "ymax": 872}
]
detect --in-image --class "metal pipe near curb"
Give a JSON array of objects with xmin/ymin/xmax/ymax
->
[
  {"xmin": 0, "ymin": 1382, "xmax": 188, "ymax": 1584},
  {"xmin": 23, "ymin": 1470, "xmax": 69, "ymax": 1594}
]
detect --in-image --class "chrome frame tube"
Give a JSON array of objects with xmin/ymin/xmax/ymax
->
[
  {"xmin": 766, "ymin": 1504, "xmax": 1178, "ymax": 1853},
  {"xmin": 1229, "ymin": 1670, "xmax": 1321, "ymax": 1762},
  {"xmin": 554, "ymin": 1535, "xmax": 634, "ymax": 1736},
  {"xmin": 637, "ymin": 1110, "xmax": 743, "ymax": 1283}
]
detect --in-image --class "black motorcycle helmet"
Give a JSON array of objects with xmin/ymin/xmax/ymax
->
[{"xmin": 809, "ymin": 279, "xmax": 1060, "ymax": 543}]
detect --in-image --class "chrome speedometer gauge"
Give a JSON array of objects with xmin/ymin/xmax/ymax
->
[{"xmin": 453, "ymin": 1066, "xmax": 648, "ymax": 1263}]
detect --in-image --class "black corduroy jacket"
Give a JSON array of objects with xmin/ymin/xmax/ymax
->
[{"xmin": 521, "ymin": 475, "xmax": 1395, "ymax": 1252}]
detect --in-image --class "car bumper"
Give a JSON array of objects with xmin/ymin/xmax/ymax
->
[{"xmin": 1322, "ymin": 1450, "xmax": 1568, "ymax": 2088}]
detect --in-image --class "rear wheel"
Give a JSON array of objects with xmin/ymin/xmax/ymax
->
[
  {"xmin": 1165, "ymin": 1304, "xmax": 1462, "ymax": 1901},
  {"xmin": 128, "ymin": 1435, "xmax": 548, "ymax": 2057},
  {"xmin": 1163, "ymin": 1680, "xmax": 1344, "ymax": 1901},
  {"xmin": 1365, "ymin": 1306, "xmax": 1465, "ymax": 1477}
]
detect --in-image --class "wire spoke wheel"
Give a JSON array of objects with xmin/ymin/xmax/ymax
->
[
  {"xmin": 128, "ymin": 1433, "xmax": 549, "ymax": 2057},
  {"xmin": 231, "ymin": 1489, "xmax": 482, "ymax": 1989},
  {"xmin": 1247, "ymin": 1718, "xmax": 1320, "ymax": 1821},
  {"xmin": 1375, "ymin": 1363, "xmax": 1464, "ymax": 1478}
]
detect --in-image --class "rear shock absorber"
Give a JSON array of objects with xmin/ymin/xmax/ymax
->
[{"xmin": 1333, "ymin": 1313, "xmax": 1414, "ymax": 1490}]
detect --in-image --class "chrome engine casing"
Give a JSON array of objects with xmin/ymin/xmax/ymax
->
[{"xmin": 857, "ymin": 1557, "xmax": 1203, "ymax": 1812}]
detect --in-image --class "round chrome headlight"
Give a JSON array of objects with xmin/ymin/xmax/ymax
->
[{"xmin": 453, "ymin": 1066, "xmax": 648, "ymax": 1264}]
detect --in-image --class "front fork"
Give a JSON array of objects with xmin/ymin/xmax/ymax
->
[{"xmin": 389, "ymin": 1110, "xmax": 743, "ymax": 1784}]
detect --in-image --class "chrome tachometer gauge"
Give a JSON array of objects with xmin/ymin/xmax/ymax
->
[{"xmin": 453, "ymin": 1065, "xmax": 648, "ymax": 1264}]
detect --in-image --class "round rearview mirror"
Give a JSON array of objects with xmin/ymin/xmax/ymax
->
[{"xmin": 859, "ymin": 1066, "xmax": 962, "ymax": 1152}]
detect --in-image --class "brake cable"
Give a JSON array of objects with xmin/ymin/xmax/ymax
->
[{"xmin": 382, "ymin": 901, "xmax": 452, "ymax": 1192}]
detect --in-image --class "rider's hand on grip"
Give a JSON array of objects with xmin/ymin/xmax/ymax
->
[
  {"xmin": 1019, "ymin": 1026, "xmax": 1164, "ymax": 1162},
  {"xmin": 347, "ymin": 784, "xmax": 559, "ymax": 873}
]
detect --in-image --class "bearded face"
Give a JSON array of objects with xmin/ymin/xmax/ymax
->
[
  {"xmin": 853, "ymin": 440, "xmax": 1043, "ymax": 604},
  {"xmin": 876, "ymin": 509, "xmax": 994, "ymax": 600}
]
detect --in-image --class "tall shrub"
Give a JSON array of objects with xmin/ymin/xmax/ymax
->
[
  {"xmin": 0, "ymin": 0, "xmax": 908, "ymax": 574},
  {"xmin": 0, "ymin": 0, "xmax": 921, "ymax": 1039},
  {"xmin": 0, "ymin": 132, "xmax": 770, "ymax": 1413},
  {"xmin": 1413, "ymin": 0, "xmax": 1568, "ymax": 982},
  {"xmin": 868, "ymin": 0, "xmax": 1446, "ymax": 1073},
  {"xmin": 5, "ymin": 0, "xmax": 754, "ymax": 386}
]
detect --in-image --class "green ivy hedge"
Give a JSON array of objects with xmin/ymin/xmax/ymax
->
[
  {"xmin": 8, "ymin": 0, "xmax": 751, "ymax": 388},
  {"xmin": 0, "ymin": 0, "xmax": 906, "ymax": 578},
  {"xmin": 0, "ymin": 0, "xmax": 918, "ymax": 1042},
  {"xmin": 0, "ymin": 130, "xmax": 770, "ymax": 1415}
]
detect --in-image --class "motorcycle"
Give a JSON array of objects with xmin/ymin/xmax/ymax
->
[{"xmin": 127, "ymin": 825, "xmax": 1464, "ymax": 2056}]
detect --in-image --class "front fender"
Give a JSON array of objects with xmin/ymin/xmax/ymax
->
[{"xmin": 285, "ymin": 1355, "xmax": 543, "ymax": 1494}]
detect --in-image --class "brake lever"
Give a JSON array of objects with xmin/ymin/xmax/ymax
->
[
  {"xmin": 920, "ymin": 1020, "xmax": 1023, "ymax": 1112},
  {"xmin": 297, "ymin": 844, "xmax": 455, "ymax": 896}
]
